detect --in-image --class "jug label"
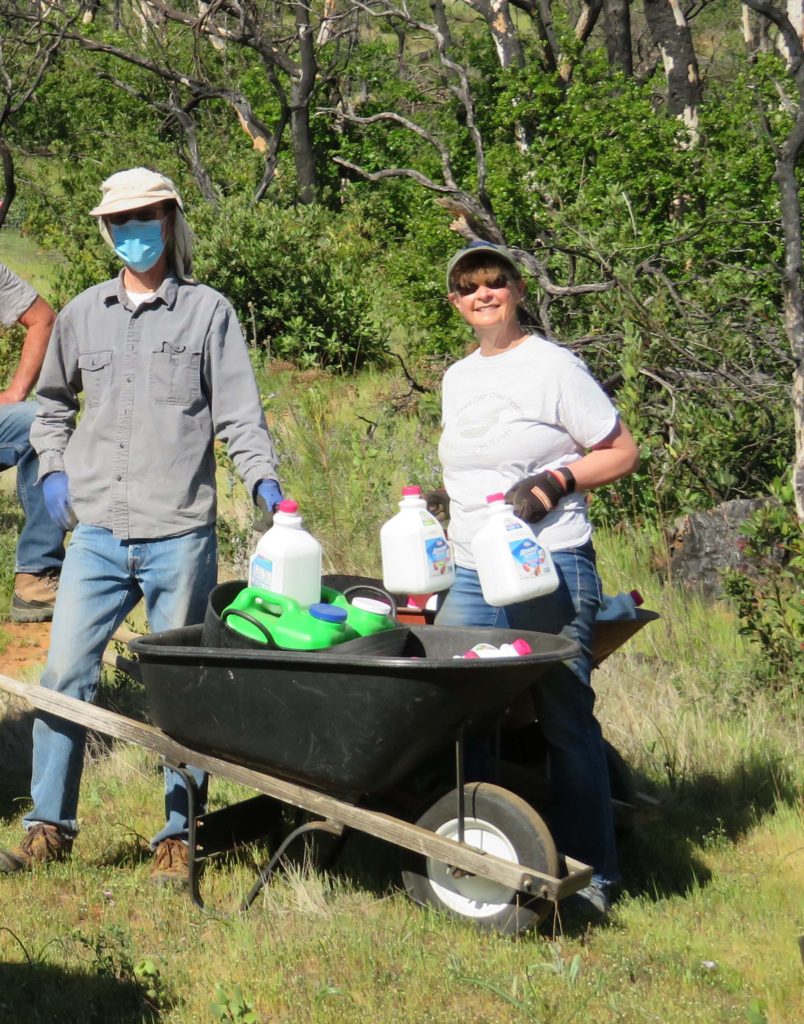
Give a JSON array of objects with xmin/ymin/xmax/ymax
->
[
  {"xmin": 509, "ymin": 539, "xmax": 550, "ymax": 578},
  {"xmin": 426, "ymin": 536, "xmax": 453, "ymax": 579},
  {"xmin": 250, "ymin": 555, "xmax": 274, "ymax": 591}
]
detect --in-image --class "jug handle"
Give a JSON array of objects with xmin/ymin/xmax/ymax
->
[
  {"xmin": 341, "ymin": 585, "xmax": 399, "ymax": 625},
  {"xmin": 221, "ymin": 608, "xmax": 274, "ymax": 646}
]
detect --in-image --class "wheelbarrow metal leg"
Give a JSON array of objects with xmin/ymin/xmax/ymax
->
[
  {"xmin": 454, "ymin": 726, "xmax": 465, "ymax": 844},
  {"xmin": 167, "ymin": 762, "xmax": 205, "ymax": 910},
  {"xmin": 240, "ymin": 819, "xmax": 344, "ymax": 913}
]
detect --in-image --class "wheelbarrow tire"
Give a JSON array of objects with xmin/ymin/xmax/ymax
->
[{"xmin": 401, "ymin": 783, "xmax": 558, "ymax": 936}]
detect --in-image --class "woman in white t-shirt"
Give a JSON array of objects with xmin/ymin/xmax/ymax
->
[{"xmin": 433, "ymin": 240, "xmax": 639, "ymax": 917}]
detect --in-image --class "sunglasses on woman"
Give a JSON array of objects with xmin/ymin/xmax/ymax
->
[{"xmin": 453, "ymin": 274, "xmax": 511, "ymax": 297}]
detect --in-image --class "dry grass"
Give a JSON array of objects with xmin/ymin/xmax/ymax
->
[{"xmin": 0, "ymin": 368, "xmax": 800, "ymax": 1022}]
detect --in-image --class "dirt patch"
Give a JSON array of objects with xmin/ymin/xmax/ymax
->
[{"xmin": 0, "ymin": 621, "xmax": 51, "ymax": 680}]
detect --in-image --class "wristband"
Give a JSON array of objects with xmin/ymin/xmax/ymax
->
[{"xmin": 548, "ymin": 465, "xmax": 576, "ymax": 493}]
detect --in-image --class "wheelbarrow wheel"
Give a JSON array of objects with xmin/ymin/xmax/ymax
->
[{"xmin": 401, "ymin": 783, "xmax": 558, "ymax": 936}]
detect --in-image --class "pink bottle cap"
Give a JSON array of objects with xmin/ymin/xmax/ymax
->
[
  {"xmin": 486, "ymin": 492, "xmax": 505, "ymax": 503},
  {"xmin": 277, "ymin": 499, "xmax": 299, "ymax": 513},
  {"xmin": 511, "ymin": 638, "xmax": 533, "ymax": 656},
  {"xmin": 629, "ymin": 590, "xmax": 644, "ymax": 606},
  {"xmin": 402, "ymin": 485, "xmax": 422, "ymax": 496}
]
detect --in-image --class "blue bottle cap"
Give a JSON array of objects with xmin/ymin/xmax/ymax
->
[{"xmin": 309, "ymin": 603, "xmax": 348, "ymax": 623}]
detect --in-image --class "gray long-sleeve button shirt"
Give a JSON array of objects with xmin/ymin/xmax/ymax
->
[{"xmin": 31, "ymin": 272, "xmax": 279, "ymax": 540}]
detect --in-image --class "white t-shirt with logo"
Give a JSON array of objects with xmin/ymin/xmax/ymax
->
[{"xmin": 438, "ymin": 334, "xmax": 618, "ymax": 567}]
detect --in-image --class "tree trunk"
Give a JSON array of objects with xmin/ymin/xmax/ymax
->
[
  {"xmin": 774, "ymin": 130, "xmax": 804, "ymax": 518},
  {"xmin": 559, "ymin": 0, "xmax": 603, "ymax": 82},
  {"xmin": 742, "ymin": 4, "xmax": 773, "ymax": 59},
  {"xmin": 787, "ymin": 0, "xmax": 804, "ymax": 37},
  {"xmin": 603, "ymin": 0, "xmax": 633, "ymax": 75},
  {"xmin": 643, "ymin": 0, "xmax": 702, "ymax": 142},
  {"xmin": 743, "ymin": 0, "xmax": 804, "ymax": 517},
  {"xmin": 462, "ymin": 0, "xmax": 525, "ymax": 69},
  {"xmin": 0, "ymin": 140, "xmax": 15, "ymax": 230},
  {"xmin": 292, "ymin": 1, "xmax": 318, "ymax": 204},
  {"xmin": 430, "ymin": 0, "xmax": 454, "ymax": 48}
]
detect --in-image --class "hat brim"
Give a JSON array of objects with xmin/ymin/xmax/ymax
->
[
  {"xmin": 90, "ymin": 193, "xmax": 183, "ymax": 217},
  {"xmin": 446, "ymin": 243, "xmax": 520, "ymax": 292}
]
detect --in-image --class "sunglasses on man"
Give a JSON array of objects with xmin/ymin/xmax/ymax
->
[{"xmin": 105, "ymin": 204, "xmax": 171, "ymax": 227}]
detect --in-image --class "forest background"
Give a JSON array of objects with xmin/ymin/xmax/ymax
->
[{"xmin": 0, "ymin": 1, "xmax": 802, "ymax": 1022}]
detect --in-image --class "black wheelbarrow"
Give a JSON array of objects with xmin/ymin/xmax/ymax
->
[
  {"xmin": 0, "ymin": 581, "xmax": 656, "ymax": 937},
  {"xmin": 124, "ymin": 619, "xmax": 586, "ymax": 934}
]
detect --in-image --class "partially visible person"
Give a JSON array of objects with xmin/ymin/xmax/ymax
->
[
  {"xmin": 433, "ymin": 240, "xmax": 640, "ymax": 919},
  {"xmin": 0, "ymin": 168, "xmax": 282, "ymax": 884},
  {"xmin": 0, "ymin": 262, "xmax": 65, "ymax": 622}
]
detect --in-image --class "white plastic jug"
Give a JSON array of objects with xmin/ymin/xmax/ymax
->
[
  {"xmin": 470, "ymin": 493, "xmax": 559, "ymax": 607},
  {"xmin": 248, "ymin": 499, "xmax": 322, "ymax": 607},
  {"xmin": 380, "ymin": 485, "xmax": 455, "ymax": 595}
]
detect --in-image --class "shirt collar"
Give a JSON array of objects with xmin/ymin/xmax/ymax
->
[{"xmin": 105, "ymin": 269, "xmax": 179, "ymax": 311}]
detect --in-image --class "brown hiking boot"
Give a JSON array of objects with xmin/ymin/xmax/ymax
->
[
  {"xmin": 0, "ymin": 823, "xmax": 73, "ymax": 873},
  {"xmin": 150, "ymin": 837, "xmax": 190, "ymax": 888},
  {"xmin": 11, "ymin": 570, "xmax": 60, "ymax": 623}
]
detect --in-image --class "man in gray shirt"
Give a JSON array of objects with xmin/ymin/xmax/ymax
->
[
  {"xmin": 0, "ymin": 167, "xmax": 283, "ymax": 884},
  {"xmin": 0, "ymin": 263, "xmax": 64, "ymax": 620}
]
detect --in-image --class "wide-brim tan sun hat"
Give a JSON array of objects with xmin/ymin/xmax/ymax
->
[
  {"xmin": 446, "ymin": 240, "xmax": 521, "ymax": 293},
  {"xmin": 90, "ymin": 167, "xmax": 184, "ymax": 217}
]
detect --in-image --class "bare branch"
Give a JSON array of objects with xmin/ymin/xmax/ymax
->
[
  {"xmin": 323, "ymin": 107, "xmax": 458, "ymax": 188},
  {"xmin": 333, "ymin": 155, "xmax": 458, "ymax": 194}
]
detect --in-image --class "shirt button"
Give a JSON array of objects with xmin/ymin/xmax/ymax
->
[
  {"xmin": 116, "ymin": 474, "xmax": 122, "ymax": 481},
  {"xmin": 126, "ymin": 376, "xmax": 133, "ymax": 383},
  {"xmin": 119, "ymin": 442, "xmax": 125, "ymax": 449}
]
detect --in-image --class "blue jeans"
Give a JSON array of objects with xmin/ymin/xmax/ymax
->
[
  {"xmin": 0, "ymin": 401, "xmax": 65, "ymax": 573},
  {"xmin": 25, "ymin": 523, "xmax": 217, "ymax": 845},
  {"xmin": 435, "ymin": 544, "xmax": 619, "ymax": 888}
]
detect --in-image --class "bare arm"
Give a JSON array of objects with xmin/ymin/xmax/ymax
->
[
  {"xmin": 0, "ymin": 295, "xmax": 56, "ymax": 404},
  {"xmin": 568, "ymin": 420, "xmax": 640, "ymax": 491}
]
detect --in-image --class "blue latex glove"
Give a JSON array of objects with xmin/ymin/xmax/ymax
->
[
  {"xmin": 42, "ymin": 471, "xmax": 77, "ymax": 531},
  {"xmin": 254, "ymin": 478, "xmax": 284, "ymax": 529}
]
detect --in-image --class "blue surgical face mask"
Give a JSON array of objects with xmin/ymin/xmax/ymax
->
[{"xmin": 110, "ymin": 218, "xmax": 166, "ymax": 272}]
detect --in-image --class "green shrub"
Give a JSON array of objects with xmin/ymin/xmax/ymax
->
[
  {"xmin": 192, "ymin": 198, "xmax": 390, "ymax": 371},
  {"xmin": 722, "ymin": 477, "xmax": 803, "ymax": 690}
]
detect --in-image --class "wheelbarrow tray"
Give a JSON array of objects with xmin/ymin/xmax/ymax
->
[
  {"xmin": 592, "ymin": 608, "xmax": 660, "ymax": 667},
  {"xmin": 128, "ymin": 624, "xmax": 577, "ymax": 799}
]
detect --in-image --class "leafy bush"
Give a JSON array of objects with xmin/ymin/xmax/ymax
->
[
  {"xmin": 722, "ymin": 478, "xmax": 803, "ymax": 689},
  {"xmin": 192, "ymin": 198, "xmax": 390, "ymax": 371}
]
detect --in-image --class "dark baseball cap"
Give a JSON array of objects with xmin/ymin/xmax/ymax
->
[{"xmin": 446, "ymin": 240, "xmax": 521, "ymax": 292}]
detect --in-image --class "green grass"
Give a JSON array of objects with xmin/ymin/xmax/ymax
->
[
  {"xmin": 0, "ymin": 228, "xmax": 64, "ymax": 301},
  {"xmin": 0, "ymin": 705, "xmax": 799, "ymax": 1023},
  {"xmin": 0, "ymin": 364, "xmax": 801, "ymax": 1023},
  {"xmin": 1, "ymin": 507, "xmax": 802, "ymax": 1019}
]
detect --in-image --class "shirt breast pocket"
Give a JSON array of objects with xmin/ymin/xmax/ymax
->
[
  {"xmin": 149, "ymin": 342, "xmax": 201, "ymax": 406},
  {"xmin": 78, "ymin": 350, "xmax": 113, "ymax": 408}
]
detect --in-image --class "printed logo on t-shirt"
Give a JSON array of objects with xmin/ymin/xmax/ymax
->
[{"xmin": 446, "ymin": 393, "xmax": 524, "ymax": 455}]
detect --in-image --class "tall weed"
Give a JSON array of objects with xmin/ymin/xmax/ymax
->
[{"xmin": 261, "ymin": 367, "xmax": 441, "ymax": 575}]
